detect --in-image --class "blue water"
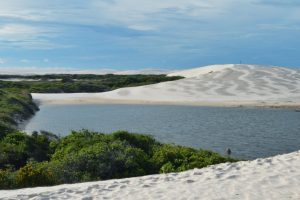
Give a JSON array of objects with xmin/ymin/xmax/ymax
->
[{"xmin": 24, "ymin": 104, "xmax": 300, "ymax": 160}]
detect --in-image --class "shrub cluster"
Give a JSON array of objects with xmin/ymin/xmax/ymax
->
[{"xmin": 0, "ymin": 130, "xmax": 236, "ymax": 189}]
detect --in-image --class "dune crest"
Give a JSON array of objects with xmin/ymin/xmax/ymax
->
[
  {"xmin": 32, "ymin": 64, "xmax": 300, "ymax": 107},
  {"xmin": 167, "ymin": 64, "xmax": 236, "ymax": 78}
]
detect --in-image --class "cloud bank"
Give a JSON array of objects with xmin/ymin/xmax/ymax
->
[{"xmin": 0, "ymin": 0, "xmax": 299, "ymax": 69}]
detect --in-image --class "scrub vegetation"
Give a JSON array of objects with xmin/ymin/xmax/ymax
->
[{"xmin": 0, "ymin": 130, "xmax": 236, "ymax": 189}]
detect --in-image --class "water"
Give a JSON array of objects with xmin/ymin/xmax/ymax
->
[{"xmin": 24, "ymin": 104, "xmax": 300, "ymax": 160}]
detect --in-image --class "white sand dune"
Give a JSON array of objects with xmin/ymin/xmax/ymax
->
[
  {"xmin": 1, "ymin": 150, "xmax": 300, "ymax": 200},
  {"xmin": 32, "ymin": 64, "xmax": 300, "ymax": 107}
]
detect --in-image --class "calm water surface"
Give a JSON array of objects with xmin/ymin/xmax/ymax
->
[{"xmin": 24, "ymin": 104, "xmax": 300, "ymax": 160}]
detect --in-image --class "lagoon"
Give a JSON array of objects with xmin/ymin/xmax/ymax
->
[{"xmin": 24, "ymin": 104, "xmax": 300, "ymax": 160}]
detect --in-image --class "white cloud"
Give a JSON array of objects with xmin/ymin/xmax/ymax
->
[
  {"xmin": 0, "ymin": 24, "xmax": 43, "ymax": 36},
  {"xmin": 0, "ymin": 1, "xmax": 248, "ymax": 31},
  {"xmin": 0, "ymin": 1, "xmax": 299, "ymax": 33},
  {"xmin": 0, "ymin": 0, "xmax": 299, "ymax": 59},
  {"xmin": 87, "ymin": 0, "xmax": 239, "ymax": 31},
  {"xmin": 0, "ymin": 24, "xmax": 69, "ymax": 49},
  {"xmin": 20, "ymin": 59, "xmax": 29, "ymax": 63},
  {"xmin": 19, "ymin": 58, "xmax": 50, "ymax": 63},
  {"xmin": 258, "ymin": 24, "xmax": 300, "ymax": 31},
  {"xmin": 0, "ymin": 58, "xmax": 5, "ymax": 64}
]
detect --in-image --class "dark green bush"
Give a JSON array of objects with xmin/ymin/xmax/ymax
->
[
  {"xmin": 152, "ymin": 144, "xmax": 236, "ymax": 173},
  {"xmin": 111, "ymin": 131, "xmax": 159, "ymax": 155},
  {"xmin": 0, "ymin": 131, "xmax": 58, "ymax": 169},
  {"xmin": 51, "ymin": 141, "xmax": 150, "ymax": 183},
  {"xmin": 0, "ymin": 122, "xmax": 14, "ymax": 139}
]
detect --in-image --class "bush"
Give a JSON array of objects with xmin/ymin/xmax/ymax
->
[
  {"xmin": 0, "ymin": 169, "xmax": 16, "ymax": 189},
  {"xmin": 0, "ymin": 132, "xmax": 29, "ymax": 169},
  {"xmin": 111, "ymin": 131, "xmax": 159, "ymax": 155},
  {"xmin": 0, "ymin": 122, "xmax": 14, "ymax": 139},
  {"xmin": 0, "ymin": 131, "xmax": 58, "ymax": 169},
  {"xmin": 15, "ymin": 162, "xmax": 56, "ymax": 188},
  {"xmin": 51, "ymin": 140, "xmax": 150, "ymax": 183},
  {"xmin": 51, "ymin": 130, "xmax": 106, "ymax": 160},
  {"xmin": 152, "ymin": 144, "xmax": 236, "ymax": 173}
]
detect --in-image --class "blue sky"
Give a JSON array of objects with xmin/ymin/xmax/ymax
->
[{"xmin": 0, "ymin": 0, "xmax": 300, "ymax": 71}]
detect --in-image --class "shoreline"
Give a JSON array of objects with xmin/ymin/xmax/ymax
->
[{"xmin": 32, "ymin": 95, "xmax": 300, "ymax": 110}]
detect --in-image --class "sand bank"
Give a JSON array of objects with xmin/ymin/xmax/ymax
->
[{"xmin": 32, "ymin": 64, "xmax": 300, "ymax": 108}]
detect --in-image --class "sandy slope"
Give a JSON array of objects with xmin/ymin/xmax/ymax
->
[
  {"xmin": 32, "ymin": 64, "xmax": 300, "ymax": 107},
  {"xmin": 1, "ymin": 150, "xmax": 300, "ymax": 200}
]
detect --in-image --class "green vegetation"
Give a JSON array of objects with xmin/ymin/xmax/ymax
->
[
  {"xmin": 0, "ymin": 88, "xmax": 38, "ymax": 131},
  {"xmin": 0, "ymin": 74, "xmax": 182, "ymax": 93},
  {"xmin": 0, "ymin": 74, "xmax": 237, "ymax": 189},
  {"xmin": 0, "ymin": 130, "xmax": 236, "ymax": 189}
]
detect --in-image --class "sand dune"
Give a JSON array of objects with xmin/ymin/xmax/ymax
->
[
  {"xmin": 32, "ymin": 64, "xmax": 300, "ymax": 107},
  {"xmin": 1, "ymin": 150, "xmax": 300, "ymax": 200}
]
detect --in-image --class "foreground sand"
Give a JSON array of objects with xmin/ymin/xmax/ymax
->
[
  {"xmin": 1, "ymin": 150, "xmax": 300, "ymax": 200},
  {"xmin": 32, "ymin": 64, "xmax": 300, "ymax": 108}
]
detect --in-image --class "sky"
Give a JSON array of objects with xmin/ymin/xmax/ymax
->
[{"xmin": 0, "ymin": 0, "xmax": 300, "ymax": 71}]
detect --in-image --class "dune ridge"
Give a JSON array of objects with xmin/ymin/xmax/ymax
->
[{"xmin": 32, "ymin": 64, "xmax": 300, "ymax": 107}]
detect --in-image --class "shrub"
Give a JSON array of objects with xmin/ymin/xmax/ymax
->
[
  {"xmin": 50, "ymin": 130, "xmax": 106, "ymax": 158},
  {"xmin": 15, "ymin": 162, "xmax": 56, "ymax": 188},
  {"xmin": 0, "ymin": 122, "xmax": 14, "ymax": 139},
  {"xmin": 0, "ymin": 169, "xmax": 16, "ymax": 189},
  {"xmin": 52, "ymin": 140, "xmax": 150, "ymax": 183},
  {"xmin": 152, "ymin": 144, "xmax": 236, "ymax": 173},
  {"xmin": 111, "ymin": 131, "xmax": 159, "ymax": 155},
  {"xmin": 0, "ymin": 133, "xmax": 29, "ymax": 169},
  {"xmin": 0, "ymin": 131, "xmax": 57, "ymax": 169}
]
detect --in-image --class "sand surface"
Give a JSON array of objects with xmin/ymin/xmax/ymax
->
[
  {"xmin": 1, "ymin": 150, "xmax": 300, "ymax": 200},
  {"xmin": 32, "ymin": 64, "xmax": 300, "ymax": 108}
]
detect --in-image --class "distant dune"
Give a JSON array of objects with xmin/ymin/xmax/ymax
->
[
  {"xmin": 2, "ymin": 150, "xmax": 300, "ymax": 199},
  {"xmin": 0, "ymin": 67, "xmax": 170, "ymax": 75},
  {"xmin": 32, "ymin": 64, "xmax": 300, "ymax": 108}
]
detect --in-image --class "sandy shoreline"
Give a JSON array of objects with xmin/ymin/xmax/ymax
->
[{"xmin": 32, "ymin": 93, "xmax": 300, "ymax": 110}]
